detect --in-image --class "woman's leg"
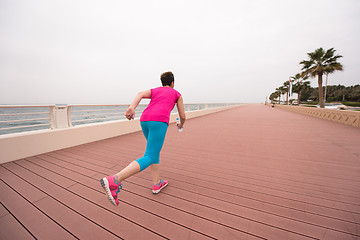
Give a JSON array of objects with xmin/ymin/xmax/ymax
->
[
  {"xmin": 115, "ymin": 161, "xmax": 140, "ymax": 182},
  {"xmin": 150, "ymin": 164, "xmax": 160, "ymax": 184},
  {"xmin": 135, "ymin": 121, "xmax": 168, "ymax": 171},
  {"xmin": 100, "ymin": 121, "xmax": 168, "ymax": 205},
  {"xmin": 112, "ymin": 122, "xmax": 149, "ymax": 181},
  {"xmin": 115, "ymin": 121, "xmax": 167, "ymax": 182}
]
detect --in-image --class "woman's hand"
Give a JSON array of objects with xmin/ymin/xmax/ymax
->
[
  {"xmin": 125, "ymin": 107, "xmax": 135, "ymax": 120},
  {"xmin": 176, "ymin": 96, "xmax": 186, "ymax": 127},
  {"xmin": 125, "ymin": 90, "xmax": 151, "ymax": 120}
]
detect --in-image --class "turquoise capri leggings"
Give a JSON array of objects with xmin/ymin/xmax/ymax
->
[{"xmin": 136, "ymin": 121, "xmax": 168, "ymax": 171}]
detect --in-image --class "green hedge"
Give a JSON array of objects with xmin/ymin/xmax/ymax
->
[
  {"xmin": 341, "ymin": 102, "xmax": 360, "ymax": 107},
  {"xmin": 301, "ymin": 101, "xmax": 360, "ymax": 107},
  {"xmin": 301, "ymin": 104, "xmax": 317, "ymax": 108}
]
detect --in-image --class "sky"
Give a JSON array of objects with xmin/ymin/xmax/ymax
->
[{"xmin": 1, "ymin": 0, "xmax": 359, "ymax": 104}]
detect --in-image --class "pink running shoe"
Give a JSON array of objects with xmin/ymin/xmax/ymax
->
[
  {"xmin": 152, "ymin": 179, "xmax": 168, "ymax": 194},
  {"xmin": 100, "ymin": 175, "xmax": 122, "ymax": 206}
]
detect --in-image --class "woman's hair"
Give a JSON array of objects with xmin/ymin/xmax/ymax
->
[{"xmin": 160, "ymin": 71, "xmax": 174, "ymax": 86}]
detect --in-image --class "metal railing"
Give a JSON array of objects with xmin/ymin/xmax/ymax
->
[
  {"xmin": 0, "ymin": 105, "xmax": 55, "ymax": 134},
  {"xmin": 67, "ymin": 103, "xmax": 235, "ymax": 126},
  {"xmin": 0, "ymin": 103, "xmax": 237, "ymax": 135},
  {"xmin": 67, "ymin": 104, "xmax": 130, "ymax": 127}
]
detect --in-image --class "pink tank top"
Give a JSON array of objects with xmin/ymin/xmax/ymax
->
[{"xmin": 140, "ymin": 87, "xmax": 181, "ymax": 124}]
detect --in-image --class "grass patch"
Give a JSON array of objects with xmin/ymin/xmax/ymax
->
[
  {"xmin": 303, "ymin": 101, "xmax": 318, "ymax": 105},
  {"xmin": 301, "ymin": 105, "xmax": 317, "ymax": 108}
]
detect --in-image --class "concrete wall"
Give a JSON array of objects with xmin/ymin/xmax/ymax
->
[
  {"xmin": 267, "ymin": 103, "xmax": 360, "ymax": 128},
  {"xmin": 0, "ymin": 105, "xmax": 243, "ymax": 164}
]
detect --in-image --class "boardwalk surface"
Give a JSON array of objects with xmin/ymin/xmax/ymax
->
[{"xmin": 1, "ymin": 104, "xmax": 360, "ymax": 240}]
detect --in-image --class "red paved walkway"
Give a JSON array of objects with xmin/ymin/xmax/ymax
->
[{"xmin": 1, "ymin": 104, "xmax": 360, "ymax": 239}]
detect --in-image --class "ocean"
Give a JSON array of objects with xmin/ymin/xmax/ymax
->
[{"xmin": 0, "ymin": 104, "xmax": 229, "ymax": 135}]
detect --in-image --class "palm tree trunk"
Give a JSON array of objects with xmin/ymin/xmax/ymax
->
[
  {"xmin": 286, "ymin": 90, "xmax": 289, "ymax": 105},
  {"xmin": 324, "ymin": 73, "xmax": 328, "ymax": 103},
  {"xmin": 318, "ymin": 74, "xmax": 324, "ymax": 108},
  {"xmin": 298, "ymin": 91, "xmax": 301, "ymax": 105}
]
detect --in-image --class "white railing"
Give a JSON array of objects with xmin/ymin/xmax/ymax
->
[
  {"xmin": 0, "ymin": 103, "xmax": 237, "ymax": 135},
  {"xmin": 67, "ymin": 104, "xmax": 132, "ymax": 127},
  {"xmin": 0, "ymin": 105, "xmax": 55, "ymax": 134}
]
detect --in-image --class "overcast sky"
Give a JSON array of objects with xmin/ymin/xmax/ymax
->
[{"xmin": 1, "ymin": 0, "xmax": 359, "ymax": 104}]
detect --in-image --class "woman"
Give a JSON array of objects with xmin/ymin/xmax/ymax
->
[{"xmin": 100, "ymin": 71, "xmax": 186, "ymax": 206}]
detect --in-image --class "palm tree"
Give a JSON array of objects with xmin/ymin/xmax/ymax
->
[
  {"xmin": 300, "ymin": 47, "xmax": 343, "ymax": 108},
  {"xmin": 283, "ymin": 81, "xmax": 290, "ymax": 105},
  {"xmin": 276, "ymin": 86, "xmax": 286, "ymax": 104},
  {"xmin": 275, "ymin": 87, "xmax": 281, "ymax": 104},
  {"xmin": 269, "ymin": 92, "xmax": 279, "ymax": 103},
  {"xmin": 275, "ymin": 88, "xmax": 281, "ymax": 104},
  {"xmin": 323, "ymin": 66, "xmax": 336, "ymax": 102},
  {"xmin": 292, "ymin": 73, "xmax": 310, "ymax": 105}
]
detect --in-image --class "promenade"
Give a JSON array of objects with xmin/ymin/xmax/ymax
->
[{"xmin": 1, "ymin": 104, "xmax": 360, "ymax": 239}]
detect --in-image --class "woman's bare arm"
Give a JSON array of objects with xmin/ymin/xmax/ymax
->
[
  {"xmin": 176, "ymin": 96, "xmax": 186, "ymax": 127},
  {"xmin": 125, "ymin": 90, "xmax": 151, "ymax": 120}
]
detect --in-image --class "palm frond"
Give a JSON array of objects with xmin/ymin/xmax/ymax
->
[
  {"xmin": 324, "ymin": 54, "xmax": 343, "ymax": 64},
  {"xmin": 299, "ymin": 60, "xmax": 313, "ymax": 70},
  {"xmin": 308, "ymin": 48, "xmax": 324, "ymax": 62},
  {"xmin": 300, "ymin": 47, "xmax": 343, "ymax": 80},
  {"xmin": 323, "ymin": 47, "xmax": 335, "ymax": 59},
  {"xmin": 330, "ymin": 62, "xmax": 343, "ymax": 71}
]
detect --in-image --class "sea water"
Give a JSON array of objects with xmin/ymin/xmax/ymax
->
[{"xmin": 0, "ymin": 103, "xmax": 231, "ymax": 135}]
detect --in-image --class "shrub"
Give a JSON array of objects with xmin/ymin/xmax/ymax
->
[{"xmin": 342, "ymin": 102, "xmax": 360, "ymax": 107}]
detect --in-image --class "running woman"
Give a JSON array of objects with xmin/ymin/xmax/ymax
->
[{"xmin": 100, "ymin": 71, "xmax": 186, "ymax": 206}]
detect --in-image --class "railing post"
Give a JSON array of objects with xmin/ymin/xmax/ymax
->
[
  {"xmin": 49, "ymin": 106, "xmax": 55, "ymax": 129},
  {"xmin": 54, "ymin": 105, "xmax": 69, "ymax": 129},
  {"xmin": 67, "ymin": 106, "xmax": 72, "ymax": 127}
]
